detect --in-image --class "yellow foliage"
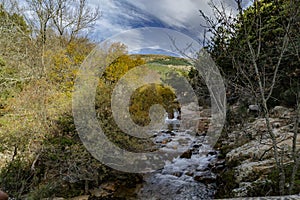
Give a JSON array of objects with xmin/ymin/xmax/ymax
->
[
  {"xmin": 129, "ymin": 83, "xmax": 178, "ymax": 126},
  {"xmin": 47, "ymin": 39, "xmax": 93, "ymax": 91},
  {"xmin": 103, "ymin": 54, "xmax": 145, "ymax": 84}
]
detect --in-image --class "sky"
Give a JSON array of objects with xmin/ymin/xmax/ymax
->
[
  {"xmin": 90, "ymin": 0, "xmax": 251, "ymax": 40},
  {"xmin": 15, "ymin": 0, "xmax": 252, "ymax": 56},
  {"xmin": 17, "ymin": 0, "xmax": 251, "ymax": 56},
  {"xmin": 88, "ymin": 0, "xmax": 251, "ymax": 56}
]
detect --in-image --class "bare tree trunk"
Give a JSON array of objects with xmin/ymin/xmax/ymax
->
[
  {"xmin": 199, "ymin": 0, "xmax": 299, "ymax": 196},
  {"xmin": 242, "ymin": 0, "xmax": 291, "ymax": 192},
  {"xmin": 289, "ymin": 86, "xmax": 300, "ymax": 194}
]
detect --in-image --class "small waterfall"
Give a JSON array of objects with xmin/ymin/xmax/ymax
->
[{"xmin": 165, "ymin": 109, "xmax": 181, "ymax": 131}]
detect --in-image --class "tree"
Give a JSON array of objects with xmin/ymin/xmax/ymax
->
[
  {"xmin": 0, "ymin": 4, "xmax": 33, "ymax": 100},
  {"xmin": 20, "ymin": 0, "xmax": 100, "ymax": 77},
  {"xmin": 200, "ymin": 0, "xmax": 300, "ymax": 195},
  {"xmin": 103, "ymin": 54, "xmax": 145, "ymax": 84},
  {"xmin": 52, "ymin": 0, "xmax": 100, "ymax": 43},
  {"xmin": 25, "ymin": 0, "xmax": 100, "ymax": 44},
  {"xmin": 129, "ymin": 83, "xmax": 178, "ymax": 126}
]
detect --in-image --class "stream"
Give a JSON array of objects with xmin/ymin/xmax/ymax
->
[{"xmin": 136, "ymin": 106, "xmax": 223, "ymax": 200}]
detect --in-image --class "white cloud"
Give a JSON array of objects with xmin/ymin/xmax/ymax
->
[
  {"xmin": 89, "ymin": 0, "xmax": 251, "ymax": 52},
  {"xmin": 102, "ymin": 27, "xmax": 201, "ymax": 58},
  {"xmin": 131, "ymin": 0, "xmax": 210, "ymax": 28}
]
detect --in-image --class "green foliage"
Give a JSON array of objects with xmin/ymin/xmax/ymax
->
[
  {"xmin": 129, "ymin": 83, "xmax": 178, "ymax": 126},
  {"xmin": 0, "ymin": 3, "xmax": 148, "ymax": 198},
  {"xmin": 246, "ymin": 180, "xmax": 276, "ymax": 197},
  {"xmin": 187, "ymin": 67, "xmax": 210, "ymax": 106},
  {"xmin": 208, "ymin": 0, "xmax": 300, "ymax": 107},
  {"xmin": 3, "ymin": 113, "xmax": 109, "ymax": 199},
  {"xmin": 0, "ymin": 56, "xmax": 5, "ymax": 67},
  {"xmin": 148, "ymin": 56, "xmax": 192, "ymax": 66},
  {"xmin": 0, "ymin": 4, "xmax": 30, "ymax": 34},
  {"xmin": 0, "ymin": 158, "xmax": 33, "ymax": 199},
  {"xmin": 95, "ymin": 44, "xmax": 183, "ymax": 151},
  {"xmin": 146, "ymin": 63, "xmax": 190, "ymax": 82},
  {"xmin": 96, "ymin": 46, "xmax": 155, "ymax": 151},
  {"xmin": 0, "ymin": 4, "xmax": 33, "ymax": 112},
  {"xmin": 26, "ymin": 182, "xmax": 58, "ymax": 200},
  {"xmin": 96, "ymin": 79, "xmax": 154, "ymax": 152},
  {"xmin": 268, "ymin": 164, "xmax": 300, "ymax": 195},
  {"xmin": 146, "ymin": 64, "xmax": 174, "ymax": 78},
  {"xmin": 215, "ymin": 169, "xmax": 238, "ymax": 198}
]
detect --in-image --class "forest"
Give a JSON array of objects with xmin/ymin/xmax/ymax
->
[{"xmin": 0, "ymin": 0, "xmax": 299, "ymax": 199}]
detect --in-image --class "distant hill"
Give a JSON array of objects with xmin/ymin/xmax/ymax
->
[{"xmin": 131, "ymin": 54, "xmax": 192, "ymax": 66}]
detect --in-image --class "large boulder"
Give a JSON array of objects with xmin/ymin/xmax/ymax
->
[
  {"xmin": 271, "ymin": 106, "xmax": 291, "ymax": 118},
  {"xmin": 221, "ymin": 106, "xmax": 300, "ymax": 198},
  {"xmin": 226, "ymin": 141, "xmax": 273, "ymax": 163},
  {"xmin": 234, "ymin": 159, "xmax": 275, "ymax": 183}
]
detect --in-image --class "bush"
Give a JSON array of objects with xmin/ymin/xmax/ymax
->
[
  {"xmin": 0, "ymin": 158, "xmax": 33, "ymax": 199},
  {"xmin": 129, "ymin": 83, "xmax": 178, "ymax": 126},
  {"xmin": 148, "ymin": 57, "xmax": 192, "ymax": 66},
  {"xmin": 0, "ymin": 57, "xmax": 5, "ymax": 67}
]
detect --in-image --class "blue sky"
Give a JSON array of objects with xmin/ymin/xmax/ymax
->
[
  {"xmin": 89, "ymin": 0, "xmax": 251, "ymax": 40},
  {"xmin": 87, "ymin": 0, "xmax": 252, "ymax": 56},
  {"xmin": 18, "ymin": 0, "xmax": 251, "ymax": 56}
]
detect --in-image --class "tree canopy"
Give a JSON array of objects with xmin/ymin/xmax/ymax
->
[{"xmin": 207, "ymin": 0, "xmax": 299, "ymax": 106}]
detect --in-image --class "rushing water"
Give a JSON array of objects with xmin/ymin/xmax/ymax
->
[{"xmin": 137, "ymin": 110, "xmax": 219, "ymax": 200}]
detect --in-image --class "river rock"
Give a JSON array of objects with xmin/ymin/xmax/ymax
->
[
  {"xmin": 89, "ymin": 187, "xmax": 110, "ymax": 198},
  {"xmin": 225, "ymin": 113, "xmax": 298, "ymax": 165},
  {"xmin": 185, "ymin": 171, "xmax": 194, "ymax": 176},
  {"xmin": 138, "ymin": 128, "xmax": 218, "ymax": 199},
  {"xmin": 197, "ymin": 118, "xmax": 210, "ymax": 134},
  {"xmin": 248, "ymin": 105, "xmax": 260, "ymax": 116},
  {"xmin": 226, "ymin": 140, "xmax": 272, "ymax": 163},
  {"xmin": 192, "ymin": 143, "xmax": 202, "ymax": 148},
  {"xmin": 232, "ymin": 182, "xmax": 252, "ymax": 197},
  {"xmin": 232, "ymin": 179, "xmax": 273, "ymax": 198},
  {"xmin": 271, "ymin": 106, "xmax": 290, "ymax": 118},
  {"xmin": 212, "ymin": 164, "xmax": 225, "ymax": 173},
  {"xmin": 217, "ymin": 105, "xmax": 300, "ymax": 198},
  {"xmin": 172, "ymin": 171, "xmax": 183, "ymax": 177},
  {"xmin": 194, "ymin": 171, "xmax": 217, "ymax": 184},
  {"xmin": 211, "ymin": 159, "xmax": 226, "ymax": 173},
  {"xmin": 0, "ymin": 190, "xmax": 8, "ymax": 200},
  {"xmin": 71, "ymin": 195, "xmax": 89, "ymax": 200},
  {"xmin": 234, "ymin": 159, "xmax": 275, "ymax": 183},
  {"xmin": 101, "ymin": 182, "xmax": 118, "ymax": 192},
  {"xmin": 155, "ymin": 133, "xmax": 172, "ymax": 144},
  {"xmin": 180, "ymin": 149, "xmax": 192, "ymax": 159},
  {"xmin": 248, "ymin": 104, "xmax": 260, "ymax": 111},
  {"xmin": 207, "ymin": 150, "xmax": 217, "ymax": 156},
  {"xmin": 215, "ymin": 159, "xmax": 226, "ymax": 166}
]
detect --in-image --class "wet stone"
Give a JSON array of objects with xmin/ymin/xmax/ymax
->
[
  {"xmin": 207, "ymin": 150, "xmax": 217, "ymax": 156},
  {"xmin": 172, "ymin": 171, "xmax": 183, "ymax": 177},
  {"xmin": 193, "ymin": 144, "xmax": 202, "ymax": 149},
  {"xmin": 215, "ymin": 159, "xmax": 226, "ymax": 166},
  {"xmin": 185, "ymin": 171, "xmax": 194, "ymax": 177},
  {"xmin": 180, "ymin": 149, "xmax": 193, "ymax": 159},
  {"xmin": 212, "ymin": 165, "xmax": 225, "ymax": 173},
  {"xmin": 138, "ymin": 125, "xmax": 217, "ymax": 200},
  {"xmin": 0, "ymin": 190, "xmax": 8, "ymax": 200},
  {"xmin": 193, "ymin": 171, "xmax": 217, "ymax": 184}
]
